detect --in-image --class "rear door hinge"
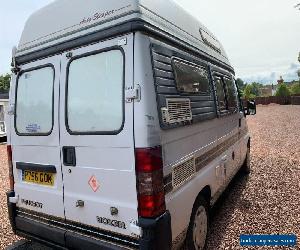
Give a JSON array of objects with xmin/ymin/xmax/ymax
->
[
  {"xmin": 125, "ymin": 85, "xmax": 141, "ymax": 103},
  {"xmin": 7, "ymin": 104, "xmax": 15, "ymax": 116}
]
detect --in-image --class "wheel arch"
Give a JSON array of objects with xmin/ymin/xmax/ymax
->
[{"xmin": 194, "ymin": 185, "xmax": 211, "ymax": 209}]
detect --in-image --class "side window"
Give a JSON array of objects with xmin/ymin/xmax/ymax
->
[
  {"xmin": 215, "ymin": 77, "xmax": 228, "ymax": 112},
  {"xmin": 234, "ymin": 79, "xmax": 243, "ymax": 111},
  {"xmin": 224, "ymin": 78, "xmax": 238, "ymax": 112},
  {"xmin": 67, "ymin": 50, "xmax": 124, "ymax": 134},
  {"xmin": 16, "ymin": 67, "xmax": 54, "ymax": 135},
  {"xmin": 173, "ymin": 59, "xmax": 210, "ymax": 94}
]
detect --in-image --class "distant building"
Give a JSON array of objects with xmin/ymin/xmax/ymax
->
[
  {"xmin": 0, "ymin": 93, "xmax": 9, "ymax": 138},
  {"xmin": 259, "ymin": 84, "xmax": 277, "ymax": 97},
  {"xmin": 259, "ymin": 85, "xmax": 273, "ymax": 97}
]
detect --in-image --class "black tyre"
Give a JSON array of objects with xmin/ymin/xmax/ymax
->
[
  {"xmin": 186, "ymin": 196, "xmax": 209, "ymax": 250},
  {"xmin": 241, "ymin": 145, "xmax": 251, "ymax": 174}
]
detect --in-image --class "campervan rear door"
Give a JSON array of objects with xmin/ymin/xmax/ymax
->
[
  {"xmin": 11, "ymin": 55, "xmax": 65, "ymax": 218},
  {"xmin": 59, "ymin": 34, "xmax": 139, "ymax": 237}
]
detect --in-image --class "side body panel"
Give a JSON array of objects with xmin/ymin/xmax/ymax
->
[{"xmin": 133, "ymin": 32, "xmax": 249, "ymax": 247}]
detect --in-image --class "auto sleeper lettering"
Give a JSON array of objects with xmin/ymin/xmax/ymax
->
[
  {"xmin": 80, "ymin": 10, "xmax": 115, "ymax": 25},
  {"xmin": 97, "ymin": 216, "xmax": 126, "ymax": 229},
  {"xmin": 21, "ymin": 199, "xmax": 43, "ymax": 209},
  {"xmin": 79, "ymin": 5, "xmax": 131, "ymax": 26}
]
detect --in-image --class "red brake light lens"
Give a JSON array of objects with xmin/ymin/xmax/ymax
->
[
  {"xmin": 138, "ymin": 191, "xmax": 166, "ymax": 218},
  {"xmin": 135, "ymin": 147, "xmax": 163, "ymax": 172},
  {"xmin": 135, "ymin": 147, "xmax": 166, "ymax": 218}
]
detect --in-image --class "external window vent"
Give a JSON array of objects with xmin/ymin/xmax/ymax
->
[
  {"xmin": 161, "ymin": 98, "xmax": 192, "ymax": 124},
  {"xmin": 172, "ymin": 158, "xmax": 196, "ymax": 188}
]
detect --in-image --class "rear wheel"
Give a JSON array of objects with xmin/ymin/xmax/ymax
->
[
  {"xmin": 186, "ymin": 196, "xmax": 209, "ymax": 250},
  {"xmin": 241, "ymin": 145, "xmax": 251, "ymax": 174}
]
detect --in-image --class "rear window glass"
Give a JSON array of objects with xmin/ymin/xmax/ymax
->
[
  {"xmin": 173, "ymin": 60, "xmax": 210, "ymax": 94},
  {"xmin": 67, "ymin": 50, "xmax": 124, "ymax": 134},
  {"xmin": 16, "ymin": 67, "xmax": 54, "ymax": 135}
]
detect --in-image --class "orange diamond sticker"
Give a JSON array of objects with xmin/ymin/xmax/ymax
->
[{"xmin": 88, "ymin": 175, "xmax": 100, "ymax": 192}]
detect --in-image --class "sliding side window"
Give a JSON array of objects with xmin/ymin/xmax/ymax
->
[
  {"xmin": 224, "ymin": 78, "xmax": 238, "ymax": 112},
  {"xmin": 173, "ymin": 59, "xmax": 210, "ymax": 94},
  {"xmin": 215, "ymin": 77, "xmax": 228, "ymax": 113}
]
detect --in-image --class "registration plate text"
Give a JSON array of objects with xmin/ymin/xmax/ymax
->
[{"xmin": 23, "ymin": 171, "xmax": 54, "ymax": 186}]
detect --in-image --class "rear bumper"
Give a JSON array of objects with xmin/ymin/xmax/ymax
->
[{"xmin": 7, "ymin": 191, "xmax": 172, "ymax": 250}]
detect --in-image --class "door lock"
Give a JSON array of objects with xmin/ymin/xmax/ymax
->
[{"xmin": 76, "ymin": 200, "xmax": 85, "ymax": 208}]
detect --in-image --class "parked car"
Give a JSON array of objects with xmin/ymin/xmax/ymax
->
[{"xmin": 6, "ymin": 0, "xmax": 256, "ymax": 249}]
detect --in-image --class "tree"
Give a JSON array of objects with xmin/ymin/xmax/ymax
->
[
  {"xmin": 243, "ymin": 84, "xmax": 256, "ymax": 99},
  {"xmin": 236, "ymin": 78, "xmax": 245, "ymax": 90},
  {"xmin": 251, "ymin": 82, "xmax": 263, "ymax": 96},
  {"xmin": 290, "ymin": 82, "xmax": 300, "ymax": 95},
  {"xmin": 275, "ymin": 84, "xmax": 291, "ymax": 97},
  {"xmin": 235, "ymin": 78, "xmax": 245, "ymax": 96},
  {"xmin": 0, "ymin": 74, "xmax": 11, "ymax": 93}
]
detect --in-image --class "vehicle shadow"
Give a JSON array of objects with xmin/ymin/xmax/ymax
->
[{"xmin": 206, "ymin": 171, "xmax": 250, "ymax": 250}]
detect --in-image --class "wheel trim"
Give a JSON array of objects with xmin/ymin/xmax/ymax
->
[{"xmin": 193, "ymin": 205, "xmax": 208, "ymax": 250}]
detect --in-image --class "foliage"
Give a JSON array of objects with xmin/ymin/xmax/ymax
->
[
  {"xmin": 235, "ymin": 78, "xmax": 245, "ymax": 89},
  {"xmin": 243, "ymin": 84, "xmax": 257, "ymax": 99},
  {"xmin": 235, "ymin": 78, "xmax": 245, "ymax": 97},
  {"xmin": 290, "ymin": 82, "xmax": 300, "ymax": 95},
  {"xmin": 251, "ymin": 82, "xmax": 264, "ymax": 96},
  {"xmin": 0, "ymin": 74, "xmax": 11, "ymax": 93},
  {"xmin": 275, "ymin": 84, "xmax": 291, "ymax": 97}
]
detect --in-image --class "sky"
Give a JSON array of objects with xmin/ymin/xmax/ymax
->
[{"xmin": 0, "ymin": 0, "xmax": 299, "ymax": 84}]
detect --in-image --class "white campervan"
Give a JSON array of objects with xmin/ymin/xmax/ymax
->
[{"xmin": 6, "ymin": 0, "xmax": 256, "ymax": 249}]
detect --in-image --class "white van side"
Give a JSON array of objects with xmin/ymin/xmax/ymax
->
[{"xmin": 6, "ymin": 1, "xmax": 255, "ymax": 250}]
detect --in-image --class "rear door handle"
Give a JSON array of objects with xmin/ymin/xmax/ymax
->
[{"xmin": 63, "ymin": 147, "xmax": 76, "ymax": 166}]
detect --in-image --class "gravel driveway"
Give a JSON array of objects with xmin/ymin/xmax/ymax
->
[
  {"xmin": 206, "ymin": 105, "xmax": 300, "ymax": 249},
  {"xmin": 0, "ymin": 105, "xmax": 299, "ymax": 249}
]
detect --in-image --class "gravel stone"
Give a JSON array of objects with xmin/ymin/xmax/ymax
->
[
  {"xmin": 0, "ymin": 105, "xmax": 299, "ymax": 249},
  {"xmin": 0, "ymin": 145, "xmax": 20, "ymax": 249},
  {"xmin": 206, "ymin": 105, "xmax": 300, "ymax": 250}
]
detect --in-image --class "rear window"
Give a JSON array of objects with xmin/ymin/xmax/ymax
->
[
  {"xmin": 66, "ymin": 50, "xmax": 124, "ymax": 134},
  {"xmin": 173, "ymin": 60, "xmax": 210, "ymax": 94},
  {"xmin": 16, "ymin": 67, "xmax": 54, "ymax": 135}
]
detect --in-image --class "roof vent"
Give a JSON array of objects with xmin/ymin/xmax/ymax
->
[{"xmin": 161, "ymin": 98, "xmax": 192, "ymax": 124}]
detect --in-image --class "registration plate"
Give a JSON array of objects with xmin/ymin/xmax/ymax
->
[{"xmin": 22, "ymin": 170, "xmax": 54, "ymax": 186}]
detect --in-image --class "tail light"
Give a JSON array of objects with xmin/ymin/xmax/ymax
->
[
  {"xmin": 7, "ymin": 145, "xmax": 14, "ymax": 190},
  {"xmin": 135, "ymin": 146, "xmax": 166, "ymax": 218}
]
